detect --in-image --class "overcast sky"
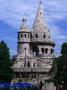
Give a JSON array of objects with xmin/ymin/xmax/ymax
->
[{"xmin": 0, "ymin": 0, "xmax": 67, "ymax": 56}]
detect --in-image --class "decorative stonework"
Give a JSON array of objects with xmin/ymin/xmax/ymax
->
[{"xmin": 12, "ymin": 1, "xmax": 56, "ymax": 90}]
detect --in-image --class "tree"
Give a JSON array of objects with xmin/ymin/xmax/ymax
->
[
  {"xmin": 51, "ymin": 43, "xmax": 67, "ymax": 90},
  {"xmin": 0, "ymin": 41, "xmax": 13, "ymax": 82},
  {"xmin": 61, "ymin": 42, "xmax": 67, "ymax": 55}
]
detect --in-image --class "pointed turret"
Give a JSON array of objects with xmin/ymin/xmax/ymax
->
[
  {"xmin": 32, "ymin": 0, "xmax": 50, "ymax": 42},
  {"xmin": 33, "ymin": 0, "xmax": 46, "ymax": 28}
]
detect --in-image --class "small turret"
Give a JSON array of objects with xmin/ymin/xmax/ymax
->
[
  {"xmin": 17, "ymin": 17, "xmax": 31, "ymax": 58},
  {"xmin": 20, "ymin": 17, "xmax": 28, "ymax": 31}
]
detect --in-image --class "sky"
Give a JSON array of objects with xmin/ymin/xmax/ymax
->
[{"xmin": 0, "ymin": 0, "xmax": 67, "ymax": 57}]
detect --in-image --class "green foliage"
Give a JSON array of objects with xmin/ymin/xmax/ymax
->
[
  {"xmin": 61, "ymin": 43, "xmax": 67, "ymax": 54},
  {"xmin": 52, "ymin": 42, "xmax": 67, "ymax": 87},
  {"xmin": 0, "ymin": 41, "xmax": 13, "ymax": 82}
]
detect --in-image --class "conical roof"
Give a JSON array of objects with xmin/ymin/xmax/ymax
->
[
  {"xmin": 20, "ymin": 17, "xmax": 30, "ymax": 32},
  {"xmin": 33, "ymin": 0, "xmax": 48, "ymax": 32},
  {"xmin": 32, "ymin": 0, "xmax": 50, "ymax": 41}
]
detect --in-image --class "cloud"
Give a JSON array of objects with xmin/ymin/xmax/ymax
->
[
  {"xmin": 0, "ymin": 0, "xmax": 67, "ymax": 56},
  {"xmin": 0, "ymin": 0, "xmax": 39, "ymax": 28},
  {"xmin": 56, "ymin": 35, "xmax": 67, "ymax": 39},
  {"xmin": 0, "ymin": 0, "xmax": 67, "ymax": 28},
  {"xmin": 45, "ymin": 0, "xmax": 67, "ymax": 22}
]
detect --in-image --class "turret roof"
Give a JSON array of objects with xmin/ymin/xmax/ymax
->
[
  {"xmin": 20, "ymin": 17, "xmax": 30, "ymax": 32},
  {"xmin": 33, "ymin": 0, "xmax": 48, "ymax": 32}
]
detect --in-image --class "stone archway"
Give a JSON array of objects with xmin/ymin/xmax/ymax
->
[
  {"xmin": 41, "ymin": 48, "xmax": 44, "ymax": 54},
  {"xmin": 27, "ymin": 61, "xmax": 30, "ymax": 67},
  {"xmin": 45, "ymin": 48, "xmax": 48, "ymax": 54},
  {"xmin": 32, "ymin": 44, "xmax": 39, "ymax": 56}
]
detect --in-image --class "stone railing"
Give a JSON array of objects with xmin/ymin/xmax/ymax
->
[
  {"xmin": 13, "ymin": 67, "xmax": 50, "ymax": 72},
  {"xmin": 31, "ymin": 38, "xmax": 55, "ymax": 44}
]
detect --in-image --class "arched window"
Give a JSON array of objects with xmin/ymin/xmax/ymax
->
[
  {"xmin": 30, "ymin": 34, "xmax": 32, "ymax": 38},
  {"xmin": 28, "ymin": 34, "xmax": 29, "ymax": 38},
  {"xmin": 41, "ymin": 48, "xmax": 44, "ymax": 54},
  {"xmin": 20, "ymin": 34, "xmax": 23, "ymax": 38},
  {"xmin": 43, "ymin": 34, "xmax": 45, "ymax": 39},
  {"xmin": 16, "ymin": 73, "xmax": 19, "ymax": 78},
  {"xmin": 33, "ymin": 63, "xmax": 35, "ymax": 67},
  {"xmin": 32, "ymin": 44, "xmax": 39, "ymax": 56},
  {"xmin": 35, "ymin": 34, "xmax": 38, "ymax": 38},
  {"xmin": 22, "ymin": 73, "xmax": 26, "ymax": 78},
  {"xmin": 27, "ymin": 61, "xmax": 30, "ymax": 67},
  {"xmin": 32, "ymin": 74, "xmax": 36, "ymax": 79},
  {"xmin": 32, "ymin": 75, "xmax": 33, "ymax": 78},
  {"xmin": 51, "ymin": 49, "xmax": 54, "ymax": 54},
  {"xmin": 45, "ymin": 48, "xmax": 48, "ymax": 54},
  {"xmin": 25, "ymin": 34, "xmax": 26, "ymax": 38},
  {"xmin": 34, "ymin": 74, "xmax": 36, "ymax": 79},
  {"xmin": 26, "ymin": 74, "xmax": 29, "ymax": 78}
]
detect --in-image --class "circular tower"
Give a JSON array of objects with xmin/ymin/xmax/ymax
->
[{"xmin": 17, "ymin": 17, "xmax": 31, "ymax": 59}]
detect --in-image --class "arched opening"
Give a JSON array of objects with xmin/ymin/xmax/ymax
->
[
  {"xmin": 45, "ymin": 48, "xmax": 48, "ymax": 54},
  {"xmin": 41, "ymin": 48, "xmax": 44, "ymax": 54},
  {"xmin": 25, "ymin": 34, "xmax": 26, "ymax": 38},
  {"xmin": 51, "ymin": 49, "xmax": 54, "ymax": 54},
  {"xmin": 34, "ymin": 74, "xmax": 36, "ymax": 79},
  {"xmin": 27, "ymin": 61, "xmax": 30, "ymax": 67},
  {"xmin": 33, "ymin": 63, "xmax": 35, "ymax": 67},
  {"xmin": 22, "ymin": 73, "xmax": 26, "ymax": 78},
  {"xmin": 32, "ymin": 74, "xmax": 36, "ymax": 79},
  {"xmin": 30, "ymin": 34, "xmax": 32, "ymax": 38},
  {"xmin": 39, "ymin": 81, "xmax": 43, "ymax": 89},
  {"xmin": 43, "ymin": 34, "xmax": 46, "ymax": 39},
  {"xmin": 32, "ymin": 44, "xmax": 39, "ymax": 56},
  {"xmin": 16, "ymin": 73, "xmax": 19, "ymax": 78},
  {"xmin": 35, "ymin": 34, "xmax": 38, "ymax": 38},
  {"xmin": 28, "ymin": 33, "xmax": 29, "ymax": 38},
  {"xmin": 20, "ymin": 34, "xmax": 23, "ymax": 38},
  {"xmin": 36, "ymin": 46, "xmax": 39, "ymax": 56}
]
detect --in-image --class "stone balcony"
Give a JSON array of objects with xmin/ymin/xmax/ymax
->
[{"xmin": 13, "ymin": 67, "xmax": 51, "ymax": 73}]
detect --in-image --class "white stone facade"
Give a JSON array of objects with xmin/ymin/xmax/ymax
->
[{"xmin": 12, "ymin": 1, "xmax": 56, "ymax": 90}]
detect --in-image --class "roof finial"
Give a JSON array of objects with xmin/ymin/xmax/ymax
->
[
  {"xmin": 20, "ymin": 15, "xmax": 27, "ymax": 30},
  {"xmin": 22, "ymin": 16, "xmax": 27, "ymax": 24}
]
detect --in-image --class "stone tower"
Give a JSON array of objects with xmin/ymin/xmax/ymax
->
[
  {"xmin": 12, "ymin": 1, "xmax": 56, "ymax": 90},
  {"xmin": 31, "ymin": 1, "xmax": 55, "ymax": 57},
  {"xmin": 17, "ymin": 17, "xmax": 31, "ymax": 59}
]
